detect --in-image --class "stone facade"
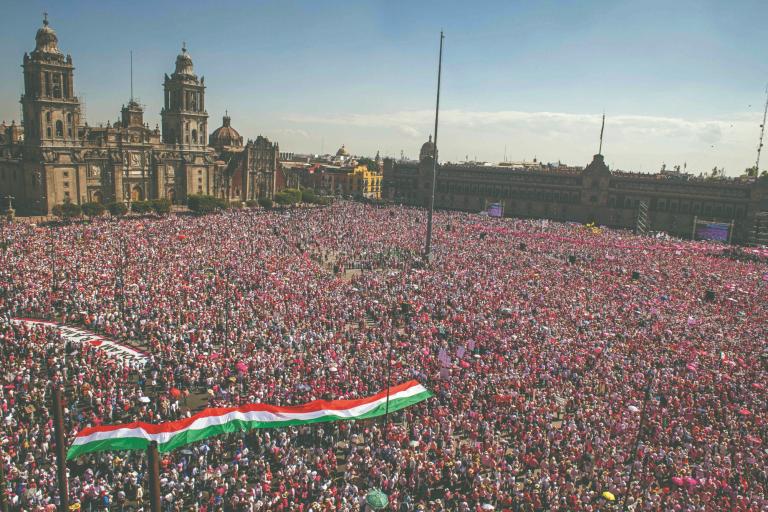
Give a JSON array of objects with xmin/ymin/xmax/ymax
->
[
  {"xmin": 384, "ymin": 137, "xmax": 768, "ymax": 244},
  {"xmin": 0, "ymin": 17, "xmax": 279, "ymax": 214}
]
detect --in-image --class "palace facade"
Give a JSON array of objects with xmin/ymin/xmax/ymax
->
[
  {"xmin": 384, "ymin": 137, "xmax": 768, "ymax": 244},
  {"xmin": 0, "ymin": 16, "xmax": 279, "ymax": 214}
]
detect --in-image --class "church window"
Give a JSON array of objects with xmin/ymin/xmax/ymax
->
[
  {"xmin": 46, "ymin": 127, "xmax": 52, "ymax": 138},
  {"xmin": 46, "ymin": 112, "xmax": 52, "ymax": 123},
  {"xmin": 63, "ymin": 76, "xmax": 69, "ymax": 98},
  {"xmin": 55, "ymin": 120, "xmax": 64, "ymax": 137},
  {"xmin": 67, "ymin": 113, "xmax": 72, "ymax": 124},
  {"xmin": 53, "ymin": 74, "xmax": 62, "ymax": 98},
  {"xmin": 44, "ymin": 72, "xmax": 51, "ymax": 96},
  {"xmin": 192, "ymin": 129, "xmax": 198, "ymax": 143}
]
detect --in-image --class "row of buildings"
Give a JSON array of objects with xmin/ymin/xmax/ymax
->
[
  {"xmin": 0, "ymin": 16, "xmax": 280, "ymax": 214},
  {"xmin": 2, "ymin": 17, "xmax": 767, "ymax": 245},
  {"xmin": 382, "ymin": 137, "xmax": 768, "ymax": 244}
]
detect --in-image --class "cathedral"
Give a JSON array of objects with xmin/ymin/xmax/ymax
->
[{"xmin": 0, "ymin": 16, "xmax": 279, "ymax": 214}]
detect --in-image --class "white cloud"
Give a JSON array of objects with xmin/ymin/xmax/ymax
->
[{"xmin": 282, "ymin": 109, "xmax": 762, "ymax": 174}]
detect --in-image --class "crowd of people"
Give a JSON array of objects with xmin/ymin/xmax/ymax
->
[{"xmin": 0, "ymin": 202, "xmax": 766, "ymax": 511}]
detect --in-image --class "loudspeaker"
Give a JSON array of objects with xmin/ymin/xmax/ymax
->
[
  {"xmin": 568, "ymin": 255, "xmax": 576, "ymax": 264},
  {"xmin": 632, "ymin": 271, "xmax": 640, "ymax": 280},
  {"xmin": 519, "ymin": 242, "xmax": 527, "ymax": 250},
  {"xmin": 705, "ymin": 290, "xmax": 715, "ymax": 301}
]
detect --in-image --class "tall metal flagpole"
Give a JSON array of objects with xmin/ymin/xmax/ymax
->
[
  {"xmin": 147, "ymin": 441, "xmax": 161, "ymax": 512},
  {"xmin": 424, "ymin": 31, "xmax": 444, "ymax": 259},
  {"xmin": 52, "ymin": 386, "xmax": 69, "ymax": 512}
]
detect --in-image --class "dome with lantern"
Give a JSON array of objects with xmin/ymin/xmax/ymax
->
[
  {"xmin": 419, "ymin": 135, "xmax": 436, "ymax": 162},
  {"xmin": 174, "ymin": 43, "xmax": 195, "ymax": 77},
  {"xmin": 336, "ymin": 145, "xmax": 349, "ymax": 157},
  {"xmin": 209, "ymin": 114, "xmax": 243, "ymax": 151},
  {"xmin": 32, "ymin": 14, "xmax": 63, "ymax": 57}
]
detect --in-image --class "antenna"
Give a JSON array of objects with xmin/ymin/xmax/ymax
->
[
  {"xmin": 755, "ymin": 84, "xmax": 768, "ymax": 173},
  {"xmin": 130, "ymin": 51, "xmax": 134, "ymax": 102},
  {"xmin": 598, "ymin": 113, "xmax": 605, "ymax": 155},
  {"xmin": 504, "ymin": 144, "xmax": 507, "ymax": 162}
]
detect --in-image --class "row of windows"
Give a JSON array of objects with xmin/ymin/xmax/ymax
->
[
  {"xmin": 609, "ymin": 197, "xmax": 745, "ymax": 218},
  {"xmin": 437, "ymin": 181, "xmax": 580, "ymax": 203}
]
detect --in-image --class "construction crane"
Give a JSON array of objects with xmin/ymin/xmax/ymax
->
[{"xmin": 755, "ymin": 84, "xmax": 768, "ymax": 174}]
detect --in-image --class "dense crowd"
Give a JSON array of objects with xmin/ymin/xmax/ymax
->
[{"xmin": 0, "ymin": 202, "xmax": 766, "ymax": 511}]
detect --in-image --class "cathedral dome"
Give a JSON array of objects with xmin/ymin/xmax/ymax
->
[
  {"xmin": 419, "ymin": 135, "xmax": 436, "ymax": 161},
  {"xmin": 209, "ymin": 114, "xmax": 243, "ymax": 149},
  {"xmin": 174, "ymin": 44, "xmax": 195, "ymax": 76},
  {"xmin": 34, "ymin": 14, "xmax": 62, "ymax": 55},
  {"xmin": 336, "ymin": 145, "xmax": 349, "ymax": 157}
]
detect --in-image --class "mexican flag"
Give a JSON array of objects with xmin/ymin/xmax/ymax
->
[{"xmin": 67, "ymin": 380, "xmax": 431, "ymax": 459}]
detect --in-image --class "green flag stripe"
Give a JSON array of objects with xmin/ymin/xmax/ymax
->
[{"xmin": 67, "ymin": 389, "xmax": 432, "ymax": 459}]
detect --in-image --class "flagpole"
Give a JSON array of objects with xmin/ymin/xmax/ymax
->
[
  {"xmin": 0, "ymin": 448, "xmax": 9, "ymax": 512},
  {"xmin": 147, "ymin": 441, "xmax": 161, "ymax": 512},
  {"xmin": 52, "ymin": 386, "xmax": 69, "ymax": 512},
  {"xmin": 424, "ymin": 31, "xmax": 444, "ymax": 259}
]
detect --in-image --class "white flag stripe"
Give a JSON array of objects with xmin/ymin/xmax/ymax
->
[{"xmin": 72, "ymin": 384, "xmax": 427, "ymax": 446}]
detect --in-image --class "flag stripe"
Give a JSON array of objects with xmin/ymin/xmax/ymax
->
[{"xmin": 67, "ymin": 382, "xmax": 431, "ymax": 459}]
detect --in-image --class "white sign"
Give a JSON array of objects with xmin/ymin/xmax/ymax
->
[{"xmin": 11, "ymin": 318, "xmax": 148, "ymax": 365}]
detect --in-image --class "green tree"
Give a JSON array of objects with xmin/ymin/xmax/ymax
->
[
  {"xmin": 81, "ymin": 202, "xmax": 106, "ymax": 218},
  {"xmin": 107, "ymin": 202, "xmax": 128, "ymax": 217},
  {"xmin": 150, "ymin": 198, "xmax": 172, "ymax": 215},
  {"xmin": 273, "ymin": 192, "xmax": 292, "ymax": 205},
  {"xmin": 357, "ymin": 157, "xmax": 378, "ymax": 172},
  {"xmin": 258, "ymin": 197, "xmax": 273, "ymax": 209},
  {"xmin": 188, "ymin": 194, "xmax": 227, "ymax": 214},
  {"xmin": 51, "ymin": 199, "xmax": 82, "ymax": 221},
  {"xmin": 131, "ymin": 200, "xmax": 152, "ymax": 214},
  {"xmin": 743, "ymin": 166, "xmax": 758, "ymax": 177}
]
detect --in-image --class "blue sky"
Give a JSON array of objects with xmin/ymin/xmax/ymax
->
[{"xmin": 2, "ymin": 0, "xmax": 767, "ymax": 174}]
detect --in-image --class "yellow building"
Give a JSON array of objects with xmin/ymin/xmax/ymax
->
[{"xmin": 350, "ymin": 164, "xmax": 382, "ymax": 199}]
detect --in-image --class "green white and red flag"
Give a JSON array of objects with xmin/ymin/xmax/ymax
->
[{"xmin": 67, "ymin": 380, "xmax": 431, "ymax": 459}]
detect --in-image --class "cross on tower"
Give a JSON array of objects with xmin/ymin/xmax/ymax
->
[{"xmin": 43, "ymin": 12, "xmax": 48, "ymax": 26}]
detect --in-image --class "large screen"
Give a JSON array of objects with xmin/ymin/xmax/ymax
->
[
  {"xmin": 487, "ymin": 203, "xmax": 503, "ymax": 218},
  {"xmin": 695, "ymin": 222, "xmax": 730, "ymax": 242}
]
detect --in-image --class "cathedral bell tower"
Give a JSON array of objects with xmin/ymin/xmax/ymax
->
[
  {"xmin": 21, "ymin": 14, "xmax": 81, "ymax": 146},
  {"xmin": 161, "ymin": 43, "xmax": 208, "ymax": 146}
]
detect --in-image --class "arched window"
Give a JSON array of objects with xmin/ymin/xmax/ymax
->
[
  {"xmin": 191, "ymin": 129, "xmax": 197, "ymax": 144},
  {"xmin": 46, "ymin": 112, "xmax": 52, "ymax": 123},
  {"xmin": 55, "ymin": 120, "xmax": 64, "ymax": 137},
  {"xmin": 66, "ymin": 113, "xmax": 72, "ymax": 124},
  {"xmin": 46, "ymin": 127, "xmax": 52, "ymax": 138}
]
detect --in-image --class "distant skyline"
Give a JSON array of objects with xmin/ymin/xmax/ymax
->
[{"xmin": 2, "ymin": 0, "xmax": 768, "ymax": 175}]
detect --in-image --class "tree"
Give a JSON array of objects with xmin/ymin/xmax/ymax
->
[
  {"xmin": 282, "ymin": 188, "xmax": 302, "ymax": 203},
  {"xmin": 358, "ymin": 157, "xmax": 378, "ymax": 172},
  {"xmin": 150, "ymin": 198, "xmax": 172, "ymax": 215},
  {"xmin": 131, "ymin": 201, "xmax": 152, "ymax": 214},
  {"xmin": 187, "ymin": 194, "xmax": 227, "ymax": 214},
  {"xmin": 743, "ymin": 166, "xmax": 758, "ymax": 177},
  {"xmin": 51, "ymin": 199, "xmax": 81, "ymax": 221},
  {"xmin": 257, "ymin": 197, "xmax": 273, "ymax": 209},
  {"xmin": 107, "ymin": 202, "xmax": 128, "ymax": 217},
  {"xmin": 81, "ymin": 202, "xmax": 106, "ymax": 218},
  {"xmin": 273, "ymin": 192, "xmax": 293, "ymax": 206}
]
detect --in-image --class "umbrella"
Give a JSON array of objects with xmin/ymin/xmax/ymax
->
[
  {"xmin": 602, "ymin": 491, "xmax": 615, "ymax": 501},
  {"xmin": 738, "ymin": 408, "xmax": 751, "ymax": 416},
  {"xmin": 138, "ymin": 396, "xmax": 150, "ymax": 403},
  {"xmin": 170, "ymin": 388, "xmax": 181, "ymax": 399},
  {"xmin": 365, "ymin": 489, "xmax": 388, "ymax": 510},
  {"xmin": 481, "ymin": 505, "xmax": 495, "ymax": 511},
  {"xmin": 628, "ymin": 405, "xmax": 640, "ymax": 413}
]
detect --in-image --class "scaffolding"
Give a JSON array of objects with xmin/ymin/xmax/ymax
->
[{"xmin": 636, "ymin": 200, "xmax": 650, "ymax": 235}]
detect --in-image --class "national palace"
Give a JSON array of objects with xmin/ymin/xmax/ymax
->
[{"xmin": 383, "ymin": 137, "xmax": 768, "ymax": 245}]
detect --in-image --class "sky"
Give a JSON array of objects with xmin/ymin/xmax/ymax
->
[{"xmin": 2, "ymin": 0, "xmax": 768, "ymax": 175}]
